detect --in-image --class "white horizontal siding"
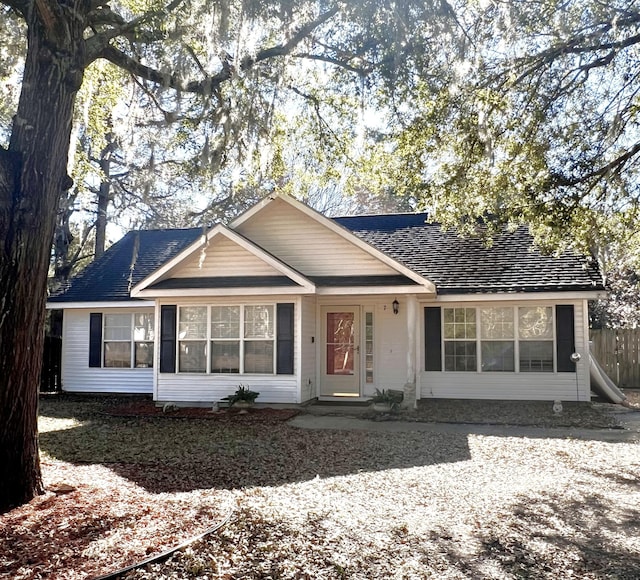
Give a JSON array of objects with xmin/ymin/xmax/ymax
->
[
  {"xmin": 418, "ymin": 299, "xmax": 590, "ymax": 401},
  {"xmin": 156, "ymin": 375, "xmax": 298, "ymax": 404},
  {"xmin": 61, "ymin": 309, "xmax": 153, "ymax": 394},
  {"xmin": 235, "ymin": 197, "xmax": 397, "ymax": 277},
  {"xmin": 420, "ymin": 372, "xmax": 585, "ymax": 401},
  {"xmin": 172, "ymin": 237, "xmax": 280, "ymax": 278},
  {"xmin": 370, "ymin": 302, "xmax": 408, "ymax": 395}
]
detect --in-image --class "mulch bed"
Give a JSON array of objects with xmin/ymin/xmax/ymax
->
[{"xmin": 105, "ymin": 400, "xmax": 299, "ymax": 422}]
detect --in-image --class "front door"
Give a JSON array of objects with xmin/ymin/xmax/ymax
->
[{"xmin": 321, "ymin": 306, "xmax": 360, "ymax": 397}]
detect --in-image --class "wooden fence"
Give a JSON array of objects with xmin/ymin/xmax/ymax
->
[{"xmin": 590, "ymin": 329, "xmax": 640, "ymax": 389}]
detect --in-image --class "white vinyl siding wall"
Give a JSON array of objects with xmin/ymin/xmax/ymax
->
[
  {"xmin": 61, "ymin": 308, "xmax": 154, "ymax": 394},
  {"xmin": 171, "ymin": 237, "xmax": 280, "ymax": 278},
  {"xmin": 155, "ymin": 296, "xmax": 300, "ymax": 404},
  {"xmin": 373, "ymin": 301, "xmax": 409, "ymax": 395},
  {"xmin": 236, "ymin": 198, "xmax": 397, "ymax": 277},
  {"xmin": 156, "ymin": 374, "xmax": 299, "ymax": 404},
  {"xmin": 419, "ymin": 300, "xmax": 590, "ymax": 401}
]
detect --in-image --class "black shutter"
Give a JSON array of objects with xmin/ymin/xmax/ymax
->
[
  {"xmin": 89, "ymin": 313, "xmax": 103, "ymax": 367},
  {"xmin": 424, "ymin": 307, "xmax": 442, "ymax": 371},
  {"xmin": 276, "ymin": 303, "xmax": 294, "ymax": 374},
  {"xmin": 556, "ymin": 305, "xmax": 576, "ymax": 372},
  {"xmin": 160, "ymin": 305, "xmax": 177, "ymax": 373}
]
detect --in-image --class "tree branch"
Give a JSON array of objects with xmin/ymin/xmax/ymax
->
[
  {"xmin": 239, "ymin": 5, "xmax": 340, "ymax": 71},
  {"xmin": 98, "ymin": 45, "xmax": 233, "ymax": 94},
  {"xmin": 554, "ymin": 142, "xmax": 640, "ymax": 187},
  {"xmin": 85, "ymin": 0, "xmax": 187, "ymax": 63},
  {"xmin": 93, "ymin": 5, "xmax": 341, "ymax": 96}
]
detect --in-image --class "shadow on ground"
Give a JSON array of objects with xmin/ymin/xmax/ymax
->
[{"xmin": 39, "ymin": 408, "xmax": 472, "ymax": 493}]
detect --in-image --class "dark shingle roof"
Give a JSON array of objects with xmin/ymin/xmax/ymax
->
[
  {"xmin": 334, "ymin": 213, "xmax": 604, "ymax": 294},
  {"xmin": 49, "ymin": 212, "xmax": 604, "ymax": 303},
  {"xmin": 48, "ymin": 228, "xmax": 202, "ymax": 302}
]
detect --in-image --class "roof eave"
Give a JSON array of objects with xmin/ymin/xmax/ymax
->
[
  {"xmin": 434, "ymin": 288, "xmax": 606, "ymax": 301},
  {"xmin": 46, "ymin": 299, "xmax": 156, "ymax": 309}
]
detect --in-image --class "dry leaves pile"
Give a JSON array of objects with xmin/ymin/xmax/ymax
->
[
  {"xmin": 127, "ymin": 435, "xmax": 640, "ymax": 579},
  {"xmin": 1, "ymin": 395, "xmax": 639, "ymax": 579}
]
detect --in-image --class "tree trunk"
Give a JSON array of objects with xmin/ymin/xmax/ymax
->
[
  {"xmin": 95, "ymin": 136, "xmax": 115, "ymax": 259},
  {"xmin": 0, "ymin": 2, "xmax": 86, "ymax": 513}
]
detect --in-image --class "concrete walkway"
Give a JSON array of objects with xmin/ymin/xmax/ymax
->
[{"xmin": 288, "ymin": 413, "xmax": 640, "ymax": 443}]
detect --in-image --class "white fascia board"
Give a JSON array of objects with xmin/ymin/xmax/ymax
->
[
  {"xmin": 134, "ymin": 287, "xmax": 312, "ymax": 298},
  {"xmin": 316, "ymin": 286, "xmax": 436, "ymax": 296},
  {"xmin": 131, "ymin": 223, "xmax": 316, "ymax": 297},
  {"xmin": 46, "ymin": 300, "xmax": 155, "ymax": 310},
  {"xmin": 230, "ymin": 193, "xmax": 437, "ymax": 293},
  {"xmin": 432, "ymin": 290, "xmax": 605, "ymax": 302},
  {"xmin": 229, "ymin": 194, "xmax": 276, "ymax": 228}
]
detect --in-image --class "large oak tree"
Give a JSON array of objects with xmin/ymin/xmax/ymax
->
[
  {"xmin": 0, "ymin": 0, "xmax": 458, "ymax": 512},
  {"xmin": 363, "ymin": 1, "xmax": 640, "ymax": 252}
]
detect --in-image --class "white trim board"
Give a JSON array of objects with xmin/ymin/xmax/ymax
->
[
  {"xmin": 432, "ymin": 291, "xmax": 604, "ymax": 302},
  {"xmin": 46, "ymin": 301, "xmax": 155, "ymax": 309}
]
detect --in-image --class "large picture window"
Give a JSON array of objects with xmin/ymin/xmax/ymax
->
[
  {"xmin": 103, "ymin": 313, "xmax": 154, "ymax": 368},
  {"xmin": 178, "ymin": 304, "xmax": 275, "ymax": 374},
  {"xmin": 436, "ymin": 305, "xmax": 557, "ymax": 373}
]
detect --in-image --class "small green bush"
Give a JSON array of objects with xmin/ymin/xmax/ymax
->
[{"xmin": 230, "ymin": 385, "xmax": 260, "ymax": 405}]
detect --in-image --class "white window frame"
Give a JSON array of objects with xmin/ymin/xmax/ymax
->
[
  {"xmin": 364, "ymin": 311, "xmax": 374, "ymax": 384},
  {"xmin": 517, "ymin": 306, "xmax": 555, "ymax": 373},
  {"xmin": 177, "ymin": 306, "xmax": 208, "ymax": 373},
  {"xmin": 443, "ymin": 307, "xmax": 478, "ymax": 372},
  {"xmin": 177, "ymin": 304, "xmax": 277, "ymax": 375},
  {"xmin": 103, "ymin": 312, "xmax": 154, "ymax": 369},
  {"xmin": 480, "ymin": 306, "xmax": 515, "ymax": 372},
  {"xmin": 439, "ymin": 305, "xmax": 557, "ymax": 373}
]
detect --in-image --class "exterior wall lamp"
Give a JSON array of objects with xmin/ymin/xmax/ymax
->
[{"xmin": 392, "ymin": 299, "xmax": 399, "ymax": 315}]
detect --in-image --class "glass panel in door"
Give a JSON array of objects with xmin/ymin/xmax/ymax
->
[
  {"xmin": 326, "ymin": 312, "xmax": 355, "ymax": 375},
  {"xmin": 321, "ymin": 307, "xmax": 360, "ymax": 397}
]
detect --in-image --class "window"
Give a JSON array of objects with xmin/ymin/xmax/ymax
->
[
  {"xmin": 103, "ymin": 313, "xmax": 154, "ymax": 368},
  {"xmin": 210, "ymin": 306, "xmax": 240, "ymax": 373},
  {"xmin": 518, "ymin": 306, "xmax": 554, "ymax": 372},
  {"xmin": 480, "ymin": 307, "xmax": 515, "ymax": 372},
  {"xmin": 134, "ymin": 313, "xmax": 154, "ymax": 367},
  {"xmin": 431, "ymin": 305, "xmax": 558, "ymax": 373},
  {"xmin": 178, "ymin": 306, "xmax": 207, "ymax": 373},
  {"xmin": 178, "ymin": 305, "xmax": 275, "ymax": 374},
  {"xmin": 243, "ymin": 305, "xmax": 274, "ymax": 374},
  {"xmin": 365, "ymin": 312, "xmax": 374, "ymax": 383},
  {"xmin": 443, "ymin": 308, "xmax": 477, "ymax": 371}
]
